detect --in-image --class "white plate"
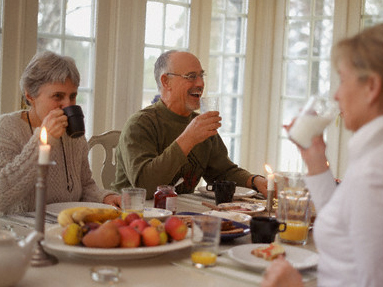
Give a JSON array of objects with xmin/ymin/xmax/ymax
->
[
  {"xmin": 42, "ymin": 224, "xmax": 191, "ymax": 260},
  {"xmin": 144, "ymin": 208, "xmax": 172, "ymax": 221},
  {"xmin": 217, "ymin": 202, "xmax": 265, "ymax": 215},
  {"xmin": 197, "ymin": 186, "xmax": 257, "ymax": 199},
  {"xmin": 46, "ymin": 202, "xmax": 172, "ymax": 221},
  {"xmin": 228, "ymin": 244, "xmax": 318, "ymax": 270},
  {"xmin": 202, "ymin": 210, "xmax": 251, "ymax": 224}
]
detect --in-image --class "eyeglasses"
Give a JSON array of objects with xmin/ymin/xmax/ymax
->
[{"xmin": 166, "ymin": 72, "xmax": 205, "ymax": 82}]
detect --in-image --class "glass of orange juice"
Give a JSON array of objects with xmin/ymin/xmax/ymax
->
[
  {"xmin": 276, "ymin": 172, "xmax": 310, "ymax": 245},
  {"xmin": 191, "ymin": 215, "xmax": 221, "ymax": 268}
]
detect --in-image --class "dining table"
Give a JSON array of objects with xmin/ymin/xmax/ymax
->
[{"xmin": 0, "ymin": 192, "xmax": 318, "ymax": 287}]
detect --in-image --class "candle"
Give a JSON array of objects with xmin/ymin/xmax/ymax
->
[
  {"xmin": 264, "ymin": 164, "xmax": 274, "ymax": 190},
  {"xmin": 38, "ymin": 127, "xmax": 51, "ymax": 164}
]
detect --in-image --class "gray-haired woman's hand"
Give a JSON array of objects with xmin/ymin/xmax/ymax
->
[{"xmin": 41, "ymin": 108, "xmax": 68, "ymax": 139}]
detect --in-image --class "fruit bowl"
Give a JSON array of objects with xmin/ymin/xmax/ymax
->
[{"xmin": 42, "ymin": 224, "xmax": 191, "ymax": 260}]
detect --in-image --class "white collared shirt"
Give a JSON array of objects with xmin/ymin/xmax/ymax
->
[{"xmin": 305, "ymin": 116, "xmax": 383, "ymax": 287}]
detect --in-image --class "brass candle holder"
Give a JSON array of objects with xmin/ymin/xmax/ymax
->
[{"xmin": 30, "ymin": 161, "xmax": 58, "ymax": 267}]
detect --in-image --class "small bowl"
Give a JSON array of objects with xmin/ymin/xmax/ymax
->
[{"xmin": 90, "ymin": 266, "xmax": 121, "ymax": 284}]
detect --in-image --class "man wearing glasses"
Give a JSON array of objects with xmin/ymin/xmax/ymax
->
[{"xmin": 112, "ymin": 50, "xmax": 267, "ymax": 199}]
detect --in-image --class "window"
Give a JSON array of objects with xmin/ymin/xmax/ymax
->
[
  {"xmin": 208, "ymin": 0, "xmax": 249, "ymax": 164},
  {"xmin": 38, "ymin": 0, "xmax": 97, "ymax": 138},
  {"xmin": 143, "ymin": 0, "xmax": 248, "ymax": 163},
  {"xmin": 142, "ymin": 0, "xmax": 191, "ymax": 108},
  {"xmin": 362, "ymin": 0, "xmax": 383, "ymax": 27},
  {"xmin": 277, "ymin": 0, "xmax": 334, "ymax": 172}
]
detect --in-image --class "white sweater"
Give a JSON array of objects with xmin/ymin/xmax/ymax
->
[
  {"xmin": 0, "ymin": 110, "xmax": 113, "ymax": 214},
  {"xmin": 305, "ymin": 116, "xmax": 383, "ymax": 287}
]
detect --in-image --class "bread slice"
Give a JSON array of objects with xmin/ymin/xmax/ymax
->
[{"xmin": 251, "ymin": 243, "xmax": 285, "ymax": 261}]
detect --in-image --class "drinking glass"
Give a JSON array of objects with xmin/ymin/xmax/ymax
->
[
  {"xmin": 288, "ymin": 96, "xmax": 339, "ymax": 148},
  {"xmin": 121, "ymin": 188, "xmax": 146, "ymax": 217},
  {"xmin": 199, "ymin": 97, "xmax": 219, "ymax": 114},
  {"xmin": 275, "ymin": 172, "xmax": 310, "ymax": 245},
  {"xmin": 191, "ymin": 215, "xmax": 221, "ymax": 268}
]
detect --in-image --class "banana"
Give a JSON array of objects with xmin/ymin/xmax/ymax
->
[
  {"xmin": 58, "ymin": 206, "xmax": 122, "ymax": 227},
  {"xmin": 72, "ymin": 207, "xmax": 121, "ymax": 225},
  {"xmin": 57, "ymin": 206, "xmax": 86, "ymax": 227}
]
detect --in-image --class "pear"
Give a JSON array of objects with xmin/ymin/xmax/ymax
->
[{"xmin": 82, "ymin": 221, "xmax": 121, "ymax": 248}]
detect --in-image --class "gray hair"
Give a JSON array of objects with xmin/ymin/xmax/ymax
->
[
  {"xmin": 154, "ymin": 50, "xmax": 178, "ymax": 91},
  {"xmin": 20, "ymin": 51, "xmax": 80, "ymax": 105}
]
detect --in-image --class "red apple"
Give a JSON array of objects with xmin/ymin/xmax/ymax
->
[
  {"xmin": 124, "ymin": 212, "xmax": 141, "ymax": 225},
  {"xmin": 118, "ymin": 226, "xmax": 141, "ymax": 248},
  {"xmin": 165, "ymin": 216, "xmax": 188, "ymax": 241},
  {"xmin": 141, "ymin": 226, "xmax": 161, "ymax": 247},
  {"xmin": 110, "ymin": 218, "xmax": 127, "ymax": 228},
  {"xmin": 129, "ymin": 218, "xmax": 149, "ymax": 234}
]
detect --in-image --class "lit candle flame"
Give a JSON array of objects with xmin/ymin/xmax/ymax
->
[
  {"xmin": 264, "ymin": 164, "xmax": 273, "ymax": 174},
  {"xmin": 40, "ymin": 127, "xmax": 48, "ymax": 145}
]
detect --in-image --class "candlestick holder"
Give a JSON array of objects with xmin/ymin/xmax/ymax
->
[
  {"xmin": 31, "ymin": 161, "xmax": 58, "ymax": 267},
  {"xmin": 266, "ymin": 189, "xmax": 274, "ymax": 217}
]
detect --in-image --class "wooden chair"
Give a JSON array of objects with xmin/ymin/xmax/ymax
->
[{"xmin": 88, "ymin": 130, "xmax": 121, "ymax": 189}]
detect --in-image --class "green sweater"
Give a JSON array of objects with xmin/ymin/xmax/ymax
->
[{"xmin": 113, "ymin": 100, "xmax": 251, "ymax": 199}]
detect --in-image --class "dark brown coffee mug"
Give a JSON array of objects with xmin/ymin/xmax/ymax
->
[
  {"xmin": 250, "ymin": 216, "xmax": 287, "ymax": 243},
  {"xmin": 63, "ymin": 105, "xmax": 85, "ymax": 138},
  {"xmin": 206, "ymin": 180, "xmax": 236, "ymax": 205}
]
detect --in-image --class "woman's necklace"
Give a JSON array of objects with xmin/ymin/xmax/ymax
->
[{"xmin": 27, "ymin": 111, "xmax": 72, "ymax": 193}]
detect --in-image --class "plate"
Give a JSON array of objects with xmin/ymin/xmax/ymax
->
[
  {"xmin": 42, "ymin": 224, "xmax": 191, "ymax": 260},
  {"xmin": 46, "ymin": 202, "xmax": 172, "ymax": 221},
  {"xmin": 144, "ymin": 208, "xmax": 172, "ymax": 221},
  {"xmin": 217, "ymin": 202, "xmax": 265, "ymax": 215},
  {"xmin": 197, "ymin": 186, "xmax": 257, "ymax": 199},
  {"xmin": 176, "ymin": 212, "xmax": 250, "ymax": 241},
  {"xmin": 228, "ymin": 244, "xmax": 318, "ymax": 270},
  {"xmin": 201, "ymin": 210, "xmax": 251, "ymax": 224}
]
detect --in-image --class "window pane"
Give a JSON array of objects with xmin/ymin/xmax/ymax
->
[
  {"xmin": 38, "ymin": 0, "xmax": 61, "ymax": 34},
  {"xmin": 222, "ymin": 56, "xmax": 244, "ymax": 94},
  {"xmin": 145, "ymin": 2, "xmax": 164, "ymax": 46},
  {"xmin": 362, "ymin": 0, "xmax": 383, "ymax": 28},
  {"xmin": 285, "ymin": 60, "xmax": 308, "ymax": 97},
  {"xmin": 227, "ymin": 0, "xmax": 248, "ymax": 14},
  {"xmin": 288, "ymin": 0, "xmax": 311, "ymax": 17},
  {"xmin": 66, "ymin": 0, "xmax": 93, "ymax": 37},
  {"xmin": 64, "ymin": 40, "xmax": 92, "ymax": 88},
  {"xmin": 315, "ymin": 0, "xmax": 334, "ymax": 16},
  {"xmin": 37, "ymin": 37, "xmax": 61, "ymax": 54},
  {"xmin": 313, "ymin": 19, "xmax": 333, "ymax": 58},
  {"xmin": 208, "ymin": 56, "xmax": 222, "ymax": 93},
  {"xmin": 164, "ymin": 4, "xmax": 189, "ymax": 47},
  {"xmin": 210, "ymin": 13, "xmax": 224, "ymax": 52},
  {"xmin": 286, "ymin": 20, "xmax": 310, "ymax": 57}
]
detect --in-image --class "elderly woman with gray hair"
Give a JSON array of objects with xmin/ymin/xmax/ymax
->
[
  {"xmin": 261, "ymin": 23, "xmax": 383, "ymax": 287},
  {"xmin": 0, "ymin": 51, "xmax": 120, "ymax": 214}
]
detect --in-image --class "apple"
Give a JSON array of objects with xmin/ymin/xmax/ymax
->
[
  {"xmin": 110, "ymin": 218, "xmax": 127, "ymax": 228},
  {"xmin": 129, "ymin": 218, "xmax": 149, "ymax": 234},
  {"xmin": 119, "ymin": 226, "xmax": 141, "ymax": 248},
  {"xmin": 124, "ymin": 212, "xmax": 141, "ymax": 225},
  {"xmin": 165, "ymin": 216, "xmax": 188, "ymax": 241},
  {"xmin": 141, "ymin": 226, "xmax": 161, "ymax": 247}
]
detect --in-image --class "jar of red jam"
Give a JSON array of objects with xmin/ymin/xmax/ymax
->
[{"xmin": 154, "ymin": 185, "xmax": 177, "ymax": 214}]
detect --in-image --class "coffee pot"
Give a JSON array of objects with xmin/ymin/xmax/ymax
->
[{"xmin": 0, "ymin": 230, "xmax": 43, "ymax": 287}]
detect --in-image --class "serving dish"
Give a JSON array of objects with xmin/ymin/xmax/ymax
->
[{"xmin": 42, "ymin": 224, "xmax": 191, "ymax": 260}]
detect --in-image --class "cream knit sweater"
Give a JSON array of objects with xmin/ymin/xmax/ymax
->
[{"xmin": 0, "ymin": 110, "xmax": 113, "ymax": 214}]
